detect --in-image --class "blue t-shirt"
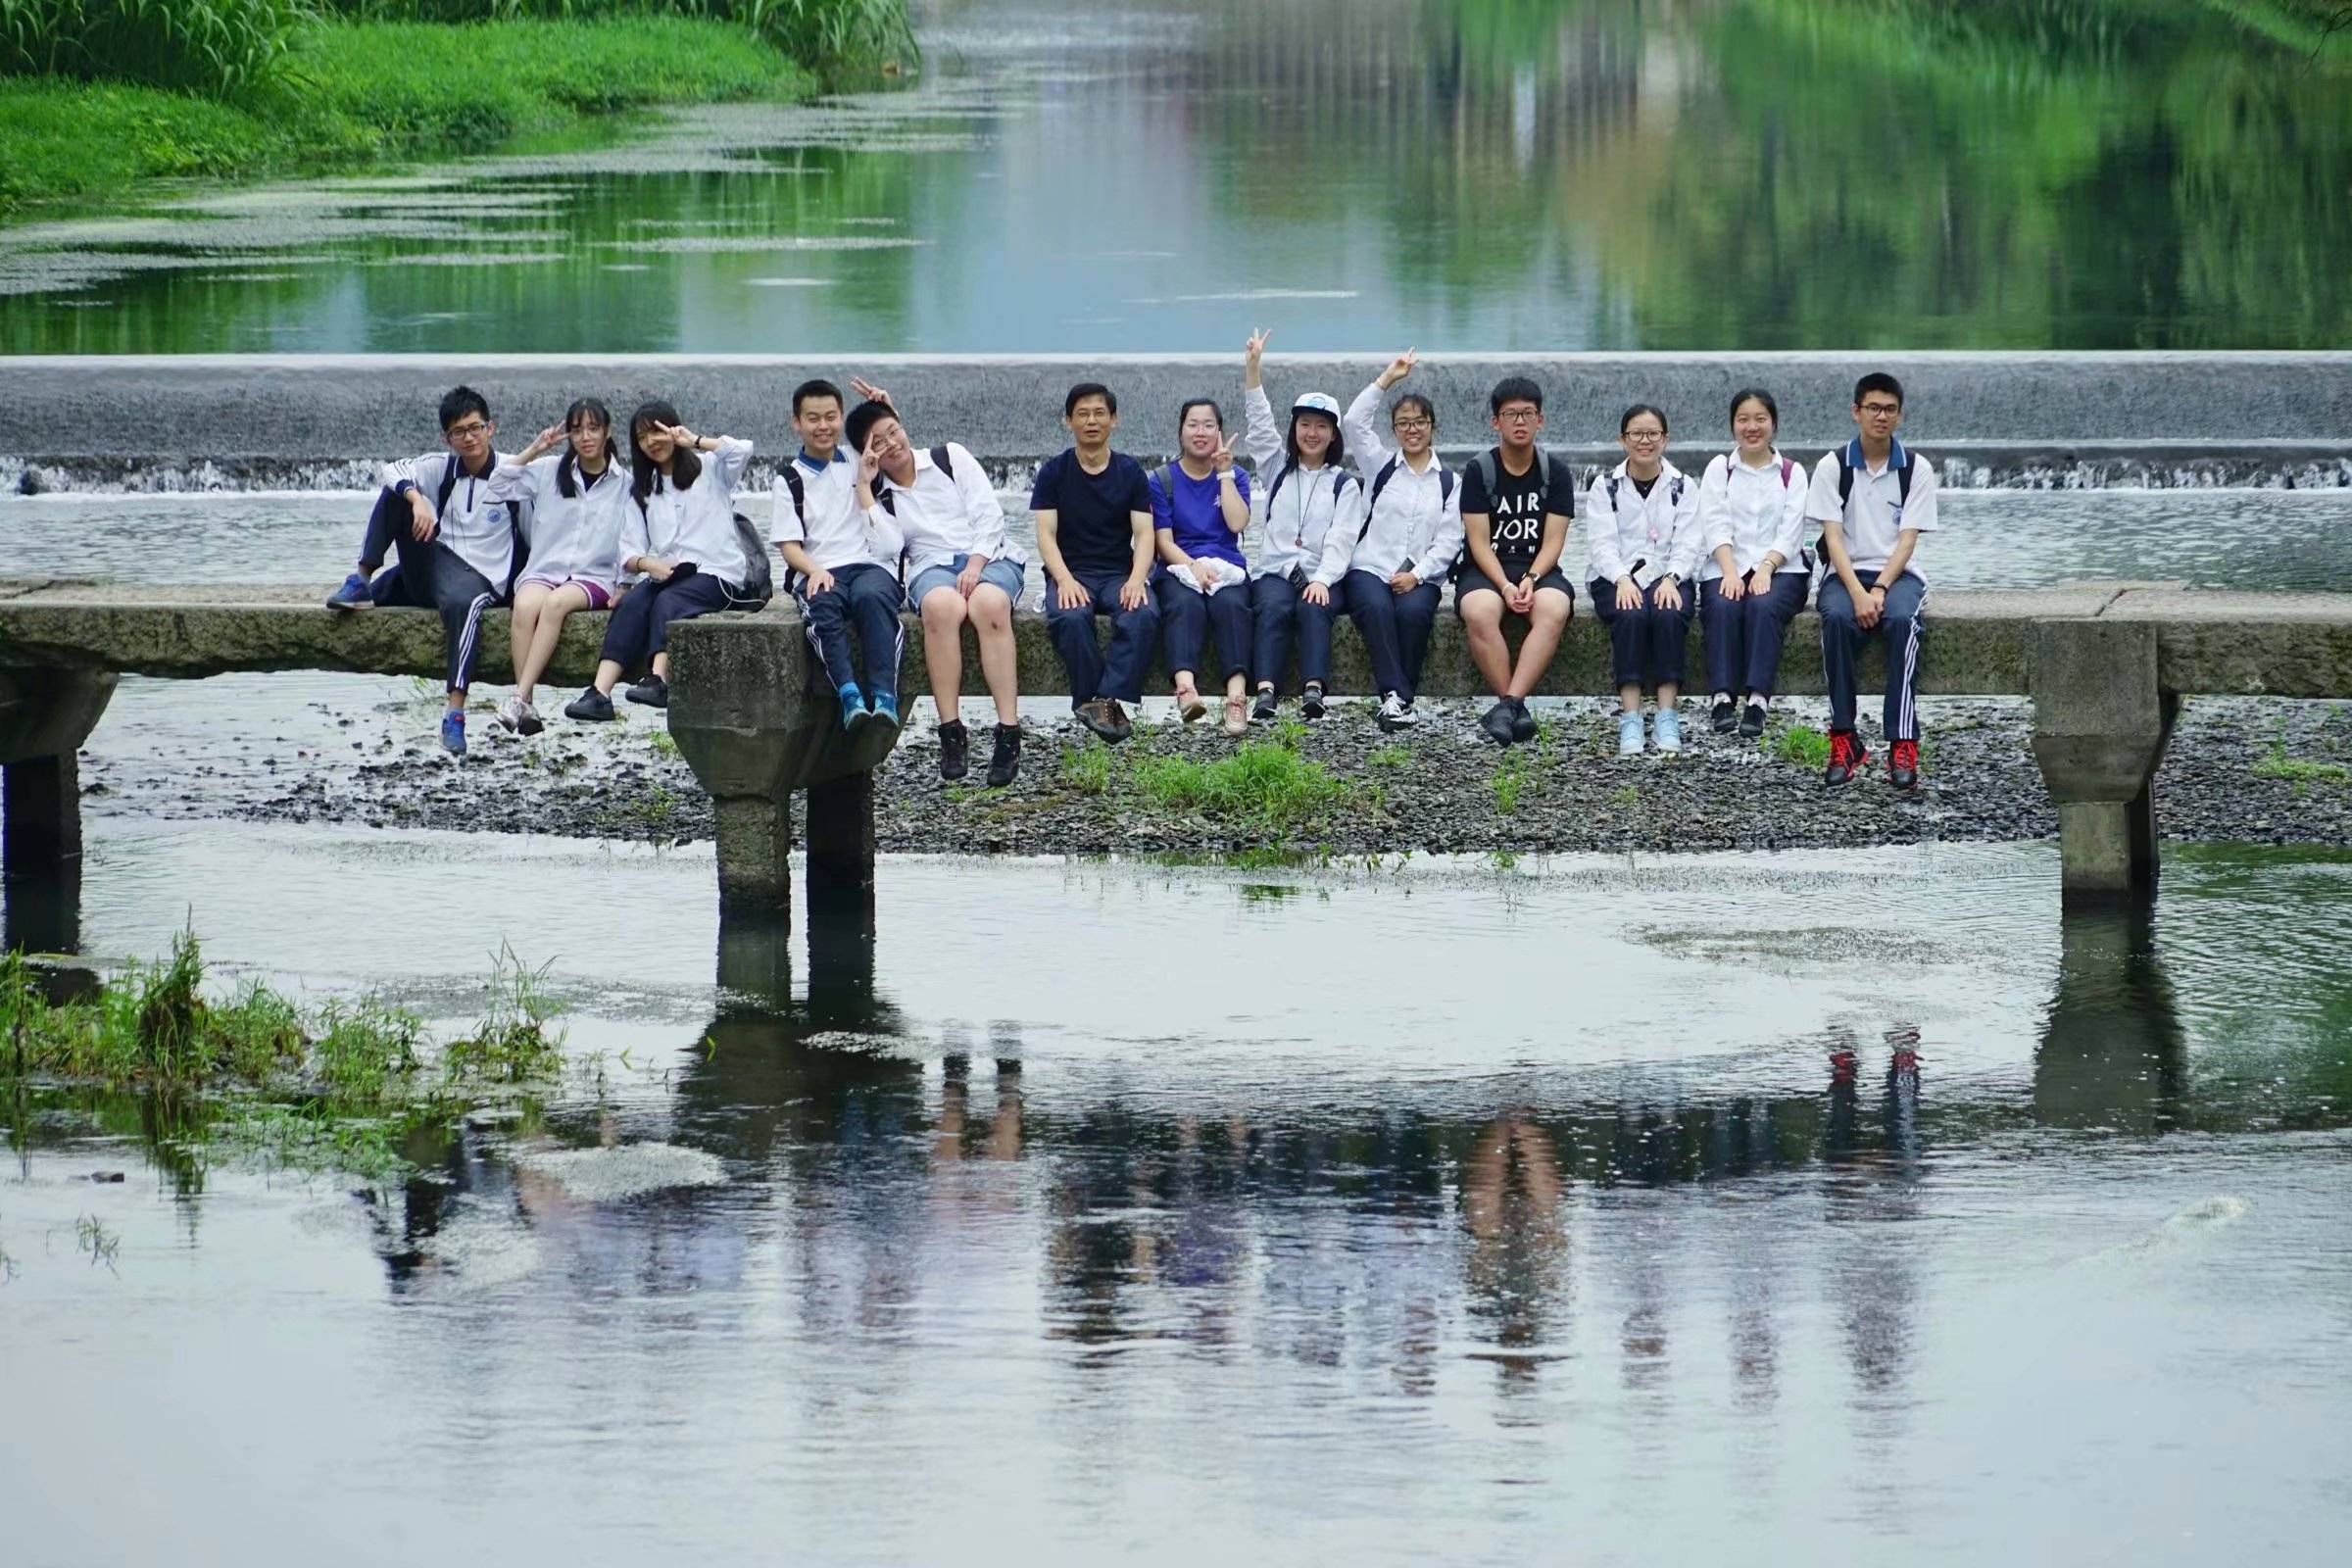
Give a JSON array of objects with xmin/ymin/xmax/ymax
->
[
  {"xmin": 1029, "ymin": 449, "xmax": 1152, "ymax": 581},
  {"xmin": 1150, "ymin": 462, "xmax": 1251, "ymax": 569}
]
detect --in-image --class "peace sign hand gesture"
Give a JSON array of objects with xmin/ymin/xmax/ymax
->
[
  {"xmin": 850, "ymin": 376, "xmax": 896, "ymax": 412},
  {"xmin": 1377, "ymin": 348, "xmax": 1418, "ymax": 390}
]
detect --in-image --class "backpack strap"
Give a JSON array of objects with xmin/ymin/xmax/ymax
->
[
  {"xmin": 1367, "ymin": 456, "xmax": 1400, "ymax": 512},
  {"xmin": 1440, "ymin": 466, "xmax": 1455, "ymax": 506},
  {"xmin": 1261, "ymin": 457, "xmax": 1298, "ymax": 518},
  {"xmin": 1604, "ymin": 472, "xmax": 1621, "ymax": 513},
  {"xmin": 1471, "ymin": 449, "xmax": 1498, "ymax": 510},
  {"xmin": 781, "ymin": 462, "xmax": 807, "ymax": 524},
  {"xmin": 931, "ymin": 444, "xmax": 955, "ymax": 480},
  {"xmin": 435, "ymin": 454, "xmax": 462, "ymax": 519},
  {"xmin": 1777, "ymin": 456, "xmax": 1795, "ymax": 487},
  {"xmin": 1836, "ymin": 445, "xmax": 1914, "ymax": 508}
]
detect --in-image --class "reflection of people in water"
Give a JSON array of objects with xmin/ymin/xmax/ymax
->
[
  {"xmin": 1461, "ymin": 1115, "xmax": 1569, "ymax": 1390},
  {"xmin": 1822, "ymin": 1025, "xmax": 1926, "ymax": 1429}
]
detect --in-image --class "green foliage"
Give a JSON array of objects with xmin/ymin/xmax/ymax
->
[
  {"xmin": 0, "ymin": 0, "xmax": 315, "ymax": 98},
  {"xmin": 2252, "ymin": 747, "xmax": 2352, "ymax": 791},
  {"xmin": 1774, "ymin": 723, "xmax": 1832, "ymax": 769},
  {"xmin": 1129, "ymin": 731, "xmax": 1354, "ymax": 834},
  {"xmin": 440, "ymin": 946, "xmax": 565, "ymax": 1085},
  {"xmin": 1490, "ymin": 750, "xmax": 1528, "ymax": 814},
  {"xmin": 1058, "ymin": 741, "xmax": 1111, "ymax": 796},
  {"xmin": 323, "ymin": 0, "xmax": 913, "ymax": 73},
  {"xmin": 1366, "ymin": 745, "xmax": 1411, "ymax": 769}
]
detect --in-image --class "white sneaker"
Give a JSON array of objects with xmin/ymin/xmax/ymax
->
[
  {"xmin": 496, "ymin": 696, "xmax": 525, "ymax": 733},
  {"xmin": 1376, "ymin": 692, "xmax": 1418, "ymax": 731},
  {"xmin": 1617, "ymin": 710, "xmax": 1645, "ymax": 757}
]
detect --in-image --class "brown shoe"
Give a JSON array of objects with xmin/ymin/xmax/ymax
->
[
  {"xmin": 1176, "ymin": 684, "xmax": 1207, "ymax": 723},
  {"xmin": 1103, "ymin": 700, "xmax": 1133, "ymax": 742},
  {"xmin": 1075, "ymin": 698, "xmax": 1123, "ymax": 742},
  {"xmin": 1222, "ymin": 694, "xmax": 1249, "ymax": 737}
]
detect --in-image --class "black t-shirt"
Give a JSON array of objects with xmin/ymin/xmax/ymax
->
[
  {"xmin": 1460, "ymin": 448, "xmax": 1578, "ymax": 573},
  {"xmin": 1030, "ymin": 449, "xmax": 1152, "ymax": 580}
]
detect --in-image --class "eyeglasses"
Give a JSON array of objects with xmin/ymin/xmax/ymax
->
[
  {"xmin": 1622, "ymin": 429, "xmax": 1666, "ymax": 441},
  {"xmin": 1495, "ymin": 408, "xmax": 1540, "ymax": 424},
  {"xmin": 1858, "ymin": 403, "xmax": 1901, "ymax": 417},
  {"xmin": 1393, "ymin": 416, "xmax": 1434, "ymax": 432},
  {"xmin": 446, "ymin": 421, "xmax": 491, "ymax": 440}
]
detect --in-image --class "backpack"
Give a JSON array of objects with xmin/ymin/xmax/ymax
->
[
  {"xmin": 1259, "ymin": 459, "xmax": 1359, "ymax": 544},
  {"xmin": 1820, "ymin": 442, "xmax": 1915, "ymax": 560},
  {"xmin": 873, "ymin": 445, "xmax": 956, "ymax": 516},
  {"xmin": 777, "ymin": 462, "xmax": 807, "ymax": 527},
  {"xmin": 1468, "ymin": 447, "xmax": 1567, "ymax": 514},
  {"xmin": 1602, "ymin": 469, "xmax": 1687, "ymax": 514},
  {"xmin": 1366, "ymin": 455, "xmax": 1456, "ymax": 514}
]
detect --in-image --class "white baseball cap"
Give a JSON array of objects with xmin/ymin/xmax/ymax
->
[{"xmin": 1291, "ymin": 392, "xmax": 1342, "ymax": 419}]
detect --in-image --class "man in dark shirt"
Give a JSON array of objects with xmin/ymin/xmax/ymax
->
[
  {"xmin": 1031, "ymin": 381, "xmax": 1160, "ymax": 741},
  {"xmin": 1457, "ymin": 376, "xmax": 1579, "ymax": 746}
]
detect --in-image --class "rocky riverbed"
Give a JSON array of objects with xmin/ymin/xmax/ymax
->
[{"xmin": 78, "ymin": 688, "xmax": 2352, "ymax": 858}]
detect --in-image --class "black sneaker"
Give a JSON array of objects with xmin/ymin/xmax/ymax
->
[
  {"xmin": 1251, "ymin": 688, "xmax": 1279, "ymax": 723},
  {"xmin": 938, "ymin": 719, "xmax": 969, "ymax": 781},
  {"xmin": 1480, "ymin": 699, "xmax": 1517, "ymax": 746},
  {"xmin": 625, "ymin": 673, "xmax": 669, "ymax": 708},
  {"xmin": 564, "ymin": 687, "xmax": 615, "ymax": 722},
  {"xmin": 1301, "ymin": 684, "xmax": 1327, "ymax": 720},
  {"xmin": 1711, "ymin": 698, "xmax": 1738, "ymax": 734},
  {"xmin": 1739, "ymin": 702, "xmax": 1768, "ymax": 739},
  {"xmin": 986, "ymin": 723, "xmax": 1022, "ymax": 787},
  {"xmin": 1510, "ymin": 699, "xmax": 1537, "ymax": 744}
]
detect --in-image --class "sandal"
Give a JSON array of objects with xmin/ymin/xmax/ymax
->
[
  {"xmin": 1222, "ymin": 694, "xmax": 1250, "ymax": 737},
  {"xmin": 1176, "ymin": 684, "xmax": 1207, "ymax": 723}
]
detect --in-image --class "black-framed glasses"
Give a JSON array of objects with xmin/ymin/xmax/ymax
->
[
  {"xmin": 1622, "ymin": 428, "xmax": 1666, "ymax": 441},
  {"xmin": 1393, "ymin": 416, "xmax": 1434, "ymax": 432},
  {"xmin": 446, "ymin": 421, "xmax": 491, "ymax": 440},
  {"xmin": 1495, "ymin": 407, "xmax": 1541, "ymax": 424},
  {"xmin": 1857, "ymin": 403, "xmax": 1901, "ymax": 417}
]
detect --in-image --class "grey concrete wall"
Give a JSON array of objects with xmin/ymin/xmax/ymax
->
[{"xmin": 7, "ymin": 352, "xmax": 2350, "ymax": 467}]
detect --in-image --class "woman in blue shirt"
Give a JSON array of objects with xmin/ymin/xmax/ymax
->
[{"xmin": 1152, "ymin": 398, "xmax": 1254, "ymax": 736}]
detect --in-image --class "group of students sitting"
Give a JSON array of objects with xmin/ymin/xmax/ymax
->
[{"xmin": 324, "ymin": 352, "xmax": 1935, "ymax": 792}]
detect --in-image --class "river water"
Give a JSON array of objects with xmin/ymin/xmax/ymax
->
[{"xmin": 3, "ymin": 0, "xmax": 2350, "ymax": 353}]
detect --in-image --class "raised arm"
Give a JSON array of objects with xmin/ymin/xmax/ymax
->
[{"xmin": 1345, "ymin": 349, "xmax": 1416, "ymax": 474}]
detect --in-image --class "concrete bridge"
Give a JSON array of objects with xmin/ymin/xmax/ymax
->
[{"xmin": 5, "ymin": 578, "xmax": 2349, "ymax": 939}]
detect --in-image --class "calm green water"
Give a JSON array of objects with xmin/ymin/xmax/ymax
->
[
  {"xmin": 5, "ymin": 825, "xmax": 2352, "ymax": 1562},
  {"xmin": 3, "ymin": 0, "xmax": 2348, "ymax": 352}
]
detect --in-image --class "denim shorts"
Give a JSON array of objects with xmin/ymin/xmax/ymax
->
[{"xmin": 906, "ymin": 554, "xmax": 1025, "ymax": 609}]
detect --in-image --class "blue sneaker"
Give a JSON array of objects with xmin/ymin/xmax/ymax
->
[
  {"xmin": 325, "ymin": 571, "xmax": 373, "ymax": 612},
  {"xmin": 1616, "ymin": 710, "xmax": 1645, "ymax": 758},
  {"xmin": 440, "ymin": 710, "xmax": 466, "ymax": 757},
  {"xmin": 1654, "ymin": 707, "xmax": 1683, "ymax": 754},
  {"xmin": 839, "ymin": 682, "xmax": 867, "ymax": 732},
  {"xmin": 869, "ymin": 691, "xmax": 901, "ymax": 741}
]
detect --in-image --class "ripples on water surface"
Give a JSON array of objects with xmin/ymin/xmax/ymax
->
[
  {"xmin": 4, "ymin": 0, "xmax": 2351, "ymax": 351},
  {"xmin": 5, "ymin": 827, "xmax": 2352, "ymax": 1563}
]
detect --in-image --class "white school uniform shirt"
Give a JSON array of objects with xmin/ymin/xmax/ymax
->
[
  {"xmin": 867, "ymin": 441, "xmax": 1017, "ymax": 577},
  {"xmin": 489, "ymin": 452, "xmax": 628, "ymax": 591},
  {"xmin": 1805, "ymin": 436, "xmax": 1939, "ymax": 579},
  {"xmin": 772, "ymin": 448, "xmax": 904, "ymax": 576},
  {"xmin": 618, "ymin": 435, "xmax": 756, "ymax": 589},
  {"xmin": 381, "ymin": 450, "xmax": 520, "ymax": 591},
  {"xmin": 1241, "ymin": 382, "xmax": 1366, "ymax": 585},
  {"xmin": 1584, "ymin": 459, "xmax": 1702, "ymax": 588},
  {"xmin": 1330, "ymin": 379, "xmax": 1464, "ymax": 584},
  {"xmin": 1696, "ymin": 450, "xmax": 1812, "ymax": 582}
]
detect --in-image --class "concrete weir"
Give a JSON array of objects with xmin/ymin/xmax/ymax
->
[
  {"xmin": 6, "ymin": 352, "xmax": 2352, "ymax": 475},
  {"xmin": 4, "ymin": 579, "xmax": 2351, "ymax": 929}
]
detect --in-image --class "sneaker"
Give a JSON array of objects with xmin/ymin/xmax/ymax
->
[
  {"xmin": 1711, "ymin": 696, "xmax": 1737, "ymax": 734},
  {"xmin": 1222, "ymin": 695, "xmax": 1250, "ymax": 737},
  {"xmin": 938, "ymin": 719, "xmax": 969, "ymax": 781},
  {"xmin": 1375, "ymin": 692, "xmax": 1416, "ymax": 732},
  {"xmin": 564, "ymin": 687, "xmax": 615, "ymax": 722},
  {"xmin": 1825, "ymin": 729, "xmax": 1869, "ymax": 786},
  {"xmin": 325, "ymin": 571, "xmax": 374, "ymax": 612},
  {"xmin": 869, "ymin": 692, "xmax": 902, "ymax": 743},
  {"xmin": 839, "ymin": 683, "xmax": 867, "ymax": 733},
  {"xmin": 1480, "ymin": 699, "xmax": 1518, "ymax": 746},
  {"xmin": 1075, "ymin": 698, "xmax": 1124, "ymax": 742},
  {"xmin": 1889, "ymin": 738, "xmax": 1921, "ymax": 791},
  {"xmin": 986, "ymin": 723, "xmax": 1022, "ymax": 787},
  {"xmin": 1251, "ymin": 688, "xmax": 1279, "ymax": 723},
  {"xmin": 439, "ymin": 710, "xmax": 466, "ymax": 757},
  {"xmin": 1103, "ymin": 699, "xmax": 1133, "ymax": 742},
  {"xmin": 1176, "ymin": 686, "xmax": 1208, "ymax": 724},
  {"xmin": 1616, "ymin": 710, "xmax": 1645, "ymax": 758},
  {"xmin": 625, "ymin": 673, "xmax": 668, "ymax": 709},
  {"xmin": 1654, "ymin": 708, "xmax": 1683, "ymax": 754},
  {"xmin": 496, "ymin": 696, "xmax": 525, "ymax": 733},
  {"xmin": 516, "ymin": 700, "xmax": 543, "ymax": 738},
  {"xmin": 1739, "ymin": 702, "xmax": 1768, "ymax": 740},
  {"xmin": 1301, "ymin": 684, "xmax": 1327, "ymax": 721},
  {"xmin": 1510, "ymin": 699, "xmax": 1537, "ymax": 744}
]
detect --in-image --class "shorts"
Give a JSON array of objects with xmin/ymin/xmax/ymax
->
[
  {"xmin": 1454, "ymin": 564, "xmax": 1573, "ymax": 615},
  {"xmin": 907, "ymin": 554, "xmax": 1025, "ymax": 610},
  {"xmin": 515, "ymin": 574, "xmax": 615, "ymax": 610}
]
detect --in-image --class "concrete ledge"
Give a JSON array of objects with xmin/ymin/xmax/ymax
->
[{"xmin": 7, "ymin": 581, "xmax": 2351, "ymax": 701}]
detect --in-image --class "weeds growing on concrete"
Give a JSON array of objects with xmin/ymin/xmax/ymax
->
[{"xmin": 1774, "ymin": 723, "xmax": 1832, "ymax": 769}]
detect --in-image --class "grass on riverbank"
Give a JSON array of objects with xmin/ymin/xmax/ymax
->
[
  {"xmin": 0, "ymin": 18, "xmax": 809, "ymax": 219},
  {"xmin": 1056, "ymin": 723, "xmax": 1373, "ymax": 840}
]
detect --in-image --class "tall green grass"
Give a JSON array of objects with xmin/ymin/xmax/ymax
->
[
  {"xmin": 0, "ymin": 0, "xmax": 317, "ymax": 98},
  {"xmin": 324, "ymin": 0, "xmax": 913, "ymax": 73}
]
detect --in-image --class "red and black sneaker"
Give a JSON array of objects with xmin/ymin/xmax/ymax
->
[
  {"xmin": 1830, "ymin": 1049, "xmax": 1859, "ymax": 1086},
  {"xmin": 1889, "ymin": 739, "xmax": 1920, "ymax": 791},
  {"xmin": 1824, "ymin": 729, "xmax": 1869, "ymax": 786}
]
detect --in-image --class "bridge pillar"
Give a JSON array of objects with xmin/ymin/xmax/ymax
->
[
  {"xmin": 0, "ymin": 667, "xmax": 116, "ymax": 951},
  {"xmin": 2028, "ymin": 619, "xmax": 2177, "ymax": 906}
]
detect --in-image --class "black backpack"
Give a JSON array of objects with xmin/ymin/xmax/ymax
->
[
  {"xmin": 1467, "ymin": 447, "xmax": 1567, "ymax": 514},
  {"xmin": 1819, "ymin": 443, "xmax": 1916, "ymax": 559},
  {"xmin": 873, "ymin": 445, "xmax": 957, "ymax": 515}
]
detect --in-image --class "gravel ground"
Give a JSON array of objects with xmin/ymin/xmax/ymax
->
[{"xmin": 81, "ymin": 692, "xmax": 2352, "ymax": 858}]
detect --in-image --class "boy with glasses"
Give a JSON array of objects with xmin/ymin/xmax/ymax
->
[
  {"xmin": 1807, "ymin": 372, "xmax": 1938, "ymax": 789},
  {"xmin": 324, "ymin": 385, "xmax": 518, "ymax": 756},
  {"xmin": 1456, "ymin": 376, "xmax": 1577, "ymax": 746}
]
